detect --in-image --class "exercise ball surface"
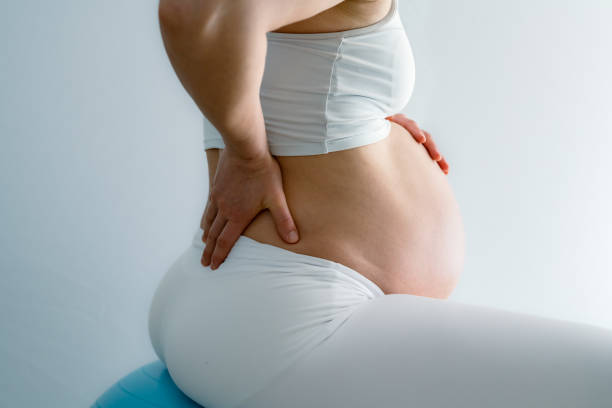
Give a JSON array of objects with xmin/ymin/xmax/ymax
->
[{"xmin": 93, "ymin": 360, "xmax": 202, "ymax": 407}]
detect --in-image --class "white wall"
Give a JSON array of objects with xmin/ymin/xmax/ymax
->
[
  {"xmin": 403, "ymin": 0, "xmax": 612, "ymax": 327},
  {"xmin": 0, "ymin": 1, "xmax": 207, "ymax": 406},
  {"xmin": 1, "ymin": 0, "xmax": 610, "ymax": 406}
]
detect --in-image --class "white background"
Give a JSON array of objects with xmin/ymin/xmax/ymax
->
[{"xmin": 1, "ymin": 0, "xmax": 610, "ymax": 406}]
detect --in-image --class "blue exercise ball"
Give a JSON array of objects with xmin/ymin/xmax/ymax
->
[{"xmin": 93, "ymin": 360, "xmax": 203, "ymax": 407}]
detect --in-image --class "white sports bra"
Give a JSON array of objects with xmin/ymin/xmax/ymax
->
[{"xmin": 203, "ymin": 0, "xmax": 415, "ymax": 156}]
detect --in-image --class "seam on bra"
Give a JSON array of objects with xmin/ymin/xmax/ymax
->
[{"xmin": 323, "ymin": 37, "xmax": 345, "ymax": 154}]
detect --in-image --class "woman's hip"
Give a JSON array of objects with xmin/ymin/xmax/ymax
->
[{"xmin": 147, "ymin": 227, "xmax": 384, "ymax": 407}]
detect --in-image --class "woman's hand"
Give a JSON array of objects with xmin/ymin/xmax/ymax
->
[
  {"xmin": 385, "ymin": 113, "xmax": 449, "ymax": 175},
  {"xmin": 200, "ymin": 148, "xmax": 299, "ymax": 270}
]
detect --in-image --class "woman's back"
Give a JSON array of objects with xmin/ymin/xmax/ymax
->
[{"xmin": 205, "ymin": 0, "xmax": 465, "ymax": 298}]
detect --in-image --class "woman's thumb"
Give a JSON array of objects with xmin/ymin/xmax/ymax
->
[{"xmin": 268, "ymin": 194, "xmax": 299, "ymax": 243}]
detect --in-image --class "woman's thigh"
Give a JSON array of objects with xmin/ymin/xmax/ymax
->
[{"xmin": 237, "ymin": 294, "xmax": 612, "ymax": 408}]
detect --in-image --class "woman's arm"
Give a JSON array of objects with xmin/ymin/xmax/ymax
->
[
  {"xmin": 157, "ymin": 0, "xmax": 345, "ymax": 160},
  {"xmin": 158, "ymin": 0, "xmax": 348, "ymax": 269},
  {"xmin": 158, "ymin": 0, "xmax": 267, "ymax": 160}
]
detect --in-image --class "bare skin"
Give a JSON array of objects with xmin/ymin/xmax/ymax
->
[
  {"xmin": 198, "ymin": 0, "xmax": 466, "ymax": 298},
  {"xmin": 205, "ymin": 118, "xmax": 464, "ymax": 300}
]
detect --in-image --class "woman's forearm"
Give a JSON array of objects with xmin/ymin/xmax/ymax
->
[{"xmin": 158, "ymin": 0, "xmax": 269, "ymax": 160}]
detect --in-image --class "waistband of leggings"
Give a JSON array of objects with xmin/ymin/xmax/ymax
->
[{"xmin": 191, "ymin": 228, "xmax": 385, "ymax": 298}]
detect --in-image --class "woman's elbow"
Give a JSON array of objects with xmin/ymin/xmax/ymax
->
[
  {"xmin": 158, "ymin": 0, "xmax": 187, "ymax": 28},
  {"xmin": 158, "ymin": 0, "xmax": 218, "ymax": 31}
]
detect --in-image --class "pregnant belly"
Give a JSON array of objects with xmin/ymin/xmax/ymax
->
[{"xmin": 236, "ymin": 121, "xmax": 466, "ymax": 298}]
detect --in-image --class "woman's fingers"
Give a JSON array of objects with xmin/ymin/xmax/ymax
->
[
  {"xmin": 201, "ymin": 214, "xmax": 227, "ymax": 267},
  {"xmin": 199, "ymin": 148, "xmax": 299, "ymax": 271},
  {"xmin": 421, "ymin": 130, "xmax": 449, "ymax": 174},
  {"xmin": 421, "ymin": 130, "xmax": 442, "ymax": 162},
  {"xmin": 209, "ymin": 219, "xmax": 245, "ymax": 270},
  {"xmin": 438, "ymin": 155, "xmax": 449, "ymax": 175},
  {"xmin": 385, "ymin": 114, "xmax": 426, "ymax": 143},
  {"xmin": 266, "ymin": 191, "xmax": 299, "ymax": 244},
  {"xmin": 200, "ymin": 195, "xmax": 217, "ymax": 242},
  {"xmin": 385, "ymin": 114, "xmax": 450, "ymax": 175}
]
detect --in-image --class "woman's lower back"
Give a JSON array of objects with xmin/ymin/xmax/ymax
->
[{"xmin": 206, "ymin": 121, "xmax": 466, "ymax": 297}]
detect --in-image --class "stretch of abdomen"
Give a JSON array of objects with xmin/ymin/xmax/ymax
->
[{"xmin": 206, "ymin": 121, "xmax": 466, "ymax": 298}]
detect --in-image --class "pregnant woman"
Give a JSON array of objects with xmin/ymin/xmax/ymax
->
[{"xmin": 148, "ymin": 0, "xmax": 612, "ymax": 407}]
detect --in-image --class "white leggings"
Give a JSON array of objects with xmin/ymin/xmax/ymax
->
[{"xmin": 148, "ymin": 228, "xmax": 612, "ymax": 408}]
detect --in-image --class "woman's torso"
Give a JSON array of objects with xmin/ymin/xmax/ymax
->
[{"xmin": 205, "ymin": 0, "xmax": 465, "ymax": 298}]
